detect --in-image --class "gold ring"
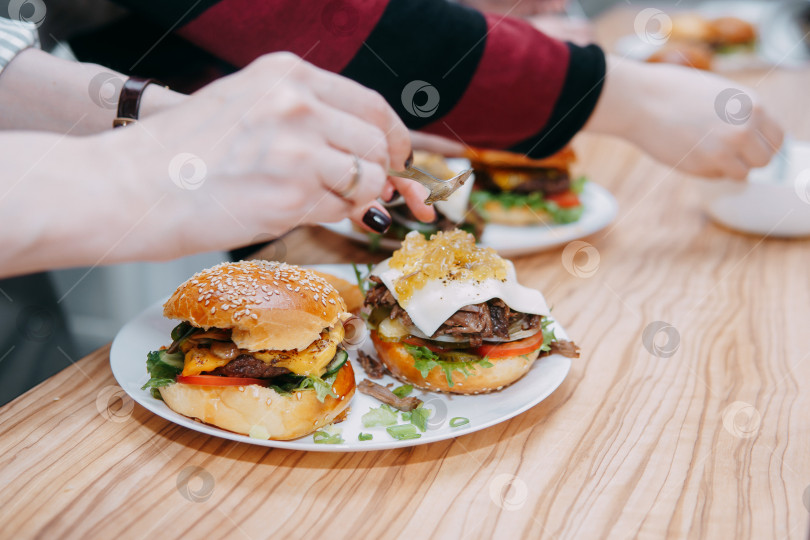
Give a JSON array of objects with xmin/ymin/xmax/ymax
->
[{"xmin": 336, "ymin": 154, "xmax": 361, "ymax": 200}]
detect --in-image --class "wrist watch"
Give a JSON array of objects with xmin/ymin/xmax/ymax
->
[{"xmin": 112, "ymin": 77, "xmax": 166, "ymax": 128}]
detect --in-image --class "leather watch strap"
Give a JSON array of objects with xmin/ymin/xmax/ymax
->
[{"xmin": 113, "ymin": 77, "xmax": 162, "ymax": 128}]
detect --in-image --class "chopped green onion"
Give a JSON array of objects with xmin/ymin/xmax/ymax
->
[
  {"xmin": 400, "ymin": 411, "xmax": 412, "ymax": 421},
  {"xmin": 313, "ymin": 431, "xmax": 344, "ymax": 444},
  {"xmin": 386, "ymin": 424, "xmax": 421, "ymax": 440},
  {"xmin": 449, "ymin": 417, "xmax": 470, "ymax": 428},
  {"xmin": 410, "ymin": 407, "xmax": 430, "ymax": 432},
  {"xmin": 358, "ymin": 433, "xmax": 373, "ymax": 441},
  {"xmin": 362, "ymin": 405, "xmax": 398, "ymax": 427},
  {"xmin": 392, "ymin": 384, "xmax": 413, "ymax": 398}
]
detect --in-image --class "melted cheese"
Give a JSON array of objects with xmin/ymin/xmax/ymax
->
[
  {"xmin": 372, "ymin": 257, "xmax": 550, "ymax": 337},
  {"xmin": 181, "ymin": 324, "xmax": 344, "ymax": 377}
]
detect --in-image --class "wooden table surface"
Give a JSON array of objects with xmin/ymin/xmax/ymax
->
[{"xmin": 2, "ymin": 7, "xmax": 810, "ymax": 540}]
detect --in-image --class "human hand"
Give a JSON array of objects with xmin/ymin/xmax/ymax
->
[
  {"xmin": 586, "ymin": 56, "xmax": 783, "ymax": 179},
  {"xmin": 123, "ymin": 53, "xmax": 433, "ymax": 257}
]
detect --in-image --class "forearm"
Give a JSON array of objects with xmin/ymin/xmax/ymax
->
[
  {"xmin": 582, "ymin": 55, "xmax": 639, "ymax": 141},
  {"xmin": 0, "ymin": 128, "xmax": 166, "ymax": 277},
  {"xmin": 0, "ymin": 48, "xmax": 185, "ymax": 134}
]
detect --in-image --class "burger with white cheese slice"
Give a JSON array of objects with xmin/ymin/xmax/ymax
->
[
  {"xmin": 142, "ymin": 261, "xmax": 356, "ymax": 440},
  {"xmin": 362, "ymin": 230, "xmax": 579, "ymax": 394}
]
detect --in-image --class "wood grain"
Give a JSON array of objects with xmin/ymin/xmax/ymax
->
[{"xmin": 1, "ymin": 7, "xmax": 809, "ymax": 539}]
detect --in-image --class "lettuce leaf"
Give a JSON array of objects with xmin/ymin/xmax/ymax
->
[
  {"xmin": 470, "ymin": 189, "xmax": 585, "ymax": 225},
  {"xmin": 141, "ymin": 349, "xmax": 184, "ymax": 391},
  {"xmin": 404, "ymin": 345, "xmax": 493, "ymax": 388},
  {"xmin": 297, "ymin": 373, "xmax": 337, "ymax": 403}
]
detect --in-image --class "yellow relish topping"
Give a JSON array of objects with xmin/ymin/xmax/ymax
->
[{"xmin": 389, "ymin": 230, "xmax": 507, "ymax": 303}]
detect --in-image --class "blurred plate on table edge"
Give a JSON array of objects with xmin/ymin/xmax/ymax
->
[
  {"xmin": 613, "ymin": 1, "xmax": 807, "ymax": 71},
  {"xmin": 320, "ymin": 182, "xmax": 617, "ymax": 257},
  {"xmin": 110, "ymin": 264, "xmax": 574, "ymax": 452}
]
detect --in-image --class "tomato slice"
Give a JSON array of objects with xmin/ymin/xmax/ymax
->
[
  {"xmin": 331, "ymin": 360, "xmax": 355, "ymax": 399},
  {"xmin": 473, "ymin": 331, "xmax": 544, "ymax": 359},
  {"xmin": 176, "ymin": 375, "xmax": 268, "ymax": 386},
  {"xmin": 545, "ymin": 190, "xmax": 580, "ymax": 208}
]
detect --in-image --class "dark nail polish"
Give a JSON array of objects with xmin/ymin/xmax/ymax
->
[
  {"xmin": 404, "ymin": 150, "xmax": 413, "ymax": 169},
  {"xmin": 385, "ymin": 190, "xmax": 400, "ymax": 203},
  {"xmin": 362, "ymin": 207, "xmax": 391, "ymax": 233}
]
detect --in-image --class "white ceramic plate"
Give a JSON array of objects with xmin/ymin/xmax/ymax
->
[
  {"xmin": 693, "ymin": 139, "xmax": 810, "ymax": 237},
  {"xmin": 110, "ymin": 264, "xmax": 573, "ymax": 452},
  {"xmin": 321, "ymin": 182, "xmax": 617, "ymax": 257}
]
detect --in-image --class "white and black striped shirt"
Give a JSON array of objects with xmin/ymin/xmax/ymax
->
[{"xmin": 0, "ymin": 17, "xmax": 39, "ymax": 75}]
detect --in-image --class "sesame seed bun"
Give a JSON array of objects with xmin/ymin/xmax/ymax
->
[
  {"xmin": 370, "ymin": 331, "xmax": 538, "ymax": 395},
  {"xmin": 163, "ymin": 261, "xmax": 348, "ymax": 352},
  {"xmin": 309, "ymin": 269, "xmax": 364, "ymax": 314},
  {"xmin": 158, "ymin": 360, "xmax": 356, "ymax": 440}
]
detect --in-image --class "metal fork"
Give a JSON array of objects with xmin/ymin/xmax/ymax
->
[{"xmin": 387, "ymin": 165, "xmax": 472, "ymax": 205}]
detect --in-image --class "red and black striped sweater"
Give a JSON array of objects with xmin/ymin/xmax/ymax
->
[{"xmin": 112, "ymin": 0, "xmax": 606, "ymax": 158}]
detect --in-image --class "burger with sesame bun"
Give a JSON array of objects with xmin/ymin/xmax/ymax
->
[
  {"xmin": 142, "ymin": 261, "xmax": 356, "ymax": 440},
  {"xmin": 362, "ymin": 230, "xmax": 579, "ymax": 395}
]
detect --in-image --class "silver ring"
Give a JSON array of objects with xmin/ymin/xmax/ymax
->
[{"xmin": 336, "ymin": 154, "xmax": 361, "ymax": 200}]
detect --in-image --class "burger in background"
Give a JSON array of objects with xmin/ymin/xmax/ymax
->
[
  {"xmin": 142, "ymin": 261, "xmax": 356, "ymax": 440},
  {"xmin": 466, "ymin": 146, "xmax": 586, "ymax": 226},
  {"xmin": 647, "ymin": 14, "xmax": 757, "ymax": 70}
]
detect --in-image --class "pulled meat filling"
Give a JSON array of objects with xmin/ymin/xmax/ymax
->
[{"xmin": 364, "ymin": 277, "xmax": 542, "ymax": 347}]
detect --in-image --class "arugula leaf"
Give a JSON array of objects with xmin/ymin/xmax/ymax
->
[
  {"xmin": 404, "ymin": 345, "xmax": 493, "ymax": 388},
  {"xmin": 141, "ymin": 349, "xmax": 184, "ymax": 391},
  {"xmin": 362, "ymin": 405, "xmax": 399, "ymax": 427},
  {"xmin": 410, "ymin": 406, "xmax": 430, "ymax": 432},
  {"xmin": 392, "ymin": 384, "xmax": 413, "ymax": 398},
  {"xmin": 541, "ymin": 318, "xmax": 557, "ymax": 353}
]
